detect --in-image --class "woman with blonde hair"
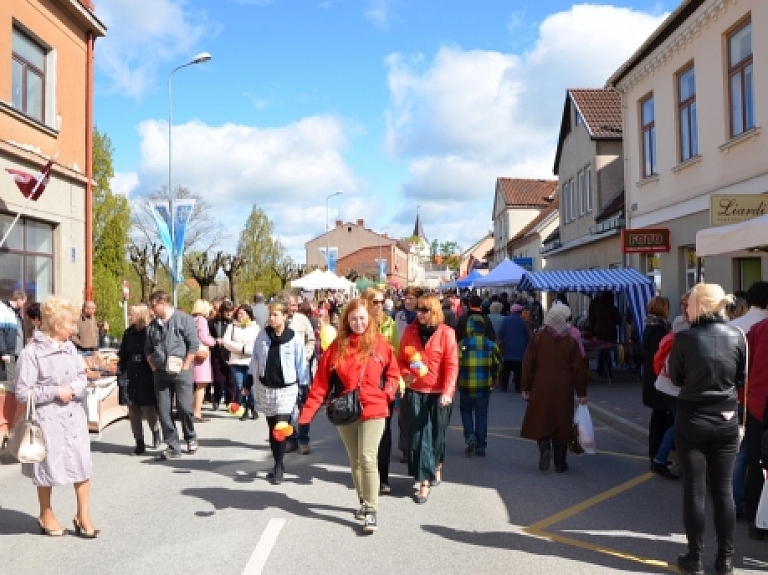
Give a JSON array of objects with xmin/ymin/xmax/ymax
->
[
  {"xmin": 668, "ymin": 283, "xmax": 746, "ymax": 575},
  {"xmin": 118, "ymin": 304, "xmax": 161, "ymax": 455},
  {"xmin": 299, "ymin": 298, "xmax": 400, "ymax": 533},
  {"xmin": 398, "ymin": 293, "xmax": 458, "ymax": 504},
  {"xmin": 15, "ymin": 297, "xmax": 98, "ymax": 537},
  {"xmin": 191, "ymin": 299, "xmax": 217, "ymax": 423},
  {"xmin": 362, "ymin": 287, "xmax": 400, "ymax": 494}
]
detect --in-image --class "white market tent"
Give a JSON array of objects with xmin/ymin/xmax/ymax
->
[
  {"xmin": 696, "ymin": 213, "xmax": 768, "ymax": 257},
  {"xmin": 473, "ymin": 258, "xmax": 526, "ymax": 288},
  {"xmin": 291, "ymin": 270, "xmax": 352, "ymax": 291}
]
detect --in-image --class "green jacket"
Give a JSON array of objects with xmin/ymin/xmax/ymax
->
[{"xmin": 378, "ymin": 314, "xmax": 399, "ymax": 352}]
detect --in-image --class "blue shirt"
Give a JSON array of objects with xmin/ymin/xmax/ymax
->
[{"xmin": 497, "ymin": 313, "xmax": 530, "ymax": 361}]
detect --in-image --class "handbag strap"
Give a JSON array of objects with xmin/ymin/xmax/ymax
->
[{"xmin": 26, "ymin": 389, "xmax": 36, "ymax": 420}]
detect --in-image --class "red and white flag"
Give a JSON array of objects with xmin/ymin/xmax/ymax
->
[{"xmin": 5, "ymin": 158, "xmax": 55, "ymax": 201}]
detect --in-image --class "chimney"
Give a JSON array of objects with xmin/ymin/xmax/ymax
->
[
  {"xmin": 356, "ymin": 219, "xmax": 364, "ymax": 227},
  {"xmin": 335, "ymin": 220, "xmax": 343, "ymax": 228}
]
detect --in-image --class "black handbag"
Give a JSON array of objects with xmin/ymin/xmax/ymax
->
[{"xmin": 326, "ymin": 359, "xmax": 367, "ymax": 426}]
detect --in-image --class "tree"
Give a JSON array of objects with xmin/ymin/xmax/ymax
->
[
  {"xmin": 186, "ymin": 251, "xmax": 225, "ymax": 300},
  {"xmin": 128, "ymin": 243, "xmax": 164, "ymax": 302},
  {"xmin": 222, "ymin": 254, "xmax": 245, "ymax": 303},
  {"xmin": 429, "ymin": 239, "xmax": 461, "ymax": 271},
  {"xmin": 236, "ymin": 206, "xmax": 284, "ymax": 299},
  {"xmin": 92, "ymin": 127, "xmax": 131, "ymax": 336}
]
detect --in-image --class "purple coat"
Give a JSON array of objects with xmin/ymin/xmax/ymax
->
[
  {"xmin": 193, "ymin": 315, "xmax": 216, "ymax": 383},
  {"xmin": 15, "ymin": 331, "xmax": 92, "ymax": 486}
]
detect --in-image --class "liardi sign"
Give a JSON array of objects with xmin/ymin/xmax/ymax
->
[
  {"xmin": 710, "ymin": 194, "xmax": 768, "ymax": 226},
  {"xmin": 622, "ymin": 228, "xmax": 670, "ymax": 254}
]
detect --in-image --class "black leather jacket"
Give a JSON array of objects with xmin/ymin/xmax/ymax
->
[{"xmin": 668, "ymin": 316, "xmax": 746, "ymax": 412}]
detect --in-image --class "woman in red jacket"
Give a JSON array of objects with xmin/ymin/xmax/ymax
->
[
  {"xmin": 398, "ymin": 293, "xmax": 459, "ymax": 505},
  {"xmin": 299, "ymin": 298, "xmax": 400, "ymax": 534}
]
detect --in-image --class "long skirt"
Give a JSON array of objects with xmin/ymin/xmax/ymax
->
[{"xmin": 403, "ymin": 389, "xmax": 452, "ymax": 482}]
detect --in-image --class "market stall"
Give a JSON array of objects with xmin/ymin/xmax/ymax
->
[
  {"xmin": 517, "ymin": 268, "xmax": 655, "ymax": 339},
  {"xmin": 472, "ymin": 258, "xmax": 526, "ymax": 288}
]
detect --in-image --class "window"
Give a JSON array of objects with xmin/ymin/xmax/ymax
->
[
  {"xmin": 738, "ymin": 258, "xmax": 761, "ymax": 291},
  {"xmin": 578, "ymin": 170, "xmax": 586, "ymax": 216},
  {"xmin": 0, "ymin": 214, "xmax": 54, "ymax": 301},
  {"xmin": 641, "ymin": 95, "xmax": 657, "ymax": 177},
  {"xmin": 562, "ymin": 183, "xmax": 569, "ymax": 223},
  {"xmin": 646, "ymin": 254, "xmax": 661, "ymax": 294},
  {"xmin": 11, "ymin": 28, "xmax": 46, "ymax": 123},
  {"xmin": 685, "ymin": 246, "xmax": 703, "ymax": 290},
  {"xmin": 728, "ymin": 20, "xmax": 754, "ymax": 138},
  {"xmin": 678, "ymin": 66, "xmax": 698, "ymax": 161},
  {"xmin": 585, "ymin": 166, "xmax": 592, "ymax": 212},
  {"xmin": 569, "ymin": 179, "xmax": 576, "ymax": 222}
]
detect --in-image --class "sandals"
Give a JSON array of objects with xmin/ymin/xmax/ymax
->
[
  {"xmin": 38, "ymin": 519, "xmax": 67, "ymax": 537},
  {"xmin": 431, "ymin": 465, "xmax": 443, "ymax": 487},
  {"xmin": 414, "ymin": 482, "xmax": 431, "ymax": 505},
  {"xmin": 72, "ymin": 517, "xmax": 99, "ymax": 539}
]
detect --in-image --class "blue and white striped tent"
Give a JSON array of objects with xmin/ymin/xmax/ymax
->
[{"xmin": 518, "ymin": 268, "xmax": 655, "ymax": 338}]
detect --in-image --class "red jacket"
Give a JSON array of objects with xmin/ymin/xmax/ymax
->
[
  {"xmin": 299, "ymin": 333, "xmax": 400, "ymax": 424},
  {"xmin": 398, "ymin": 323, "xmax": 458, "ymax": 398},
  {"xmin": 747, "ymin": 318, "xmax": 768, "ymax": 421}
]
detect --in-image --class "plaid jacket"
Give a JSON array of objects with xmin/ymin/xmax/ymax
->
[{"xmin": 458, "ymin": 315, "xmax": 502, "ymax": 398}]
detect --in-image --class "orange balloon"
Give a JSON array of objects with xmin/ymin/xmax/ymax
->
[{"xmin": 404, "ymin": 345, "xmax": 416, "ymax": 357}]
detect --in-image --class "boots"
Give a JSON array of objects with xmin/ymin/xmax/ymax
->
[
  {"xmin": 240, "ymin": 406, "xmax": 250, "ymax": 421},
  {"xmin": 553, "ymin": 444, "xmax": 569, "ymax": 473},
  {"xmin": 152, "ymin": 428, "xmax": 162, "ymax": 449},
  {"xmin": 537, "ymin": 439, "xmax": 551, "ymax": 471},
  {"xmin": 132, "ymin": 440, "xmax": 146, "ymax": 456}
]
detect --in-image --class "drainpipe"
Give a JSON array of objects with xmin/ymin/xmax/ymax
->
[{"xmin": 84, "ymin": 30, "xmax": 95, "ymax": 301}]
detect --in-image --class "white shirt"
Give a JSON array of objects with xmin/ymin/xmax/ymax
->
[{"xmin": 727, "ymin": 306, "xmax": 768, "ymax": 335}]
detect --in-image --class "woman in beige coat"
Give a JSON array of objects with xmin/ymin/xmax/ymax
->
[{"xmin": 15, "ymin": 297, "xmax": 98, "ymax": 537}]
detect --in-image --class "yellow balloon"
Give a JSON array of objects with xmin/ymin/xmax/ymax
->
[
  {"xmin": 319, "ymin": 325, "xmax": 337, "ymax": 351},
  {"xmin": 411, "ymin": 352, "xmax": 421, "ymax": 362}
]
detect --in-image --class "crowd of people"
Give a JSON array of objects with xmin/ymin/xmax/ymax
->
[{"xmin": 2, "ymin": 279, "xmax": 767, "ymax": 558}]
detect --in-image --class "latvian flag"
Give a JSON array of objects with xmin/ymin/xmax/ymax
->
[{"xmin": 5, "ymin": 158, "xmax": 55, "ymax": 201}]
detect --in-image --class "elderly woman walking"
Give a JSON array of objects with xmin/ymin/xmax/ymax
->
[
  {"xmin": 15, "ymin": 297, "xmax": 98, "ymax": 538},
  {"xmin": 521, "ymin": 302, "xmax": 588, "ymax": 473}
]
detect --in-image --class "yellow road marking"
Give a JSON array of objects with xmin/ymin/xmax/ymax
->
[{"xmin": 523, "ymin": 472, "xmax": 676, "ymax": 571}]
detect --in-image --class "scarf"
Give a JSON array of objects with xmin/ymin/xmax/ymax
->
[
  {"xmin": 644, "ymin": 314, "xmax": 671, "ymax": 331},
  {"xmin": 417, "ymin": 323, "xmax": 437, "ymax": 347},
  {"xmin": 543, "ymin": 303, "xmax": 571, "ymax": 338},
  {"xmin": 403, "ymin": 308, "xmax": 417, "ymax": 325}
]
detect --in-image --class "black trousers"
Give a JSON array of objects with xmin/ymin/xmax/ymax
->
[
  {"xmin": 744, "ymin": 411, "xmax": 767, "ymax": 524},
  {"xmin": 675, "ymin": 409, "xmax": 739, "ymax": 560},
  {"xmin": 500, "ymin": 360, "xmax": 522, "ymax": 392},
  {"xmin": 377, "ymin": 403, "xmax": 395, "ymax": 484},
  {"xmin": 267, "ymin": 414, "xmax": 292, "ymax": 471},
  {"xmin": 648, "ymin": 407, "xmax": 673, "ymax": 462}
]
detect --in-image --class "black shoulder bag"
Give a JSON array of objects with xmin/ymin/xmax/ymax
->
[{"xmin": 326, "ymin": 357, "xmax": 367, "ymax": 426}]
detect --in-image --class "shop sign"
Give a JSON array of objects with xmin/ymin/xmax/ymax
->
[
  {"xmin": 710, "ymin": 194, "xmax": 768, "ymax": 226},
  {"xmin": 622, "ymin": 228, "xmax": 670, "ymax": 254}
]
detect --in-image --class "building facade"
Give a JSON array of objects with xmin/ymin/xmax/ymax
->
[
  {"xmin": 305, "ymin": 219, "xmax": 395, "ymax": 269},
  {"xmin": 0, "ymin": 0, "xmax": 105, "ymax": 303},
  {"xmin": 335, "ymin": 242, "xmax": 410, "ymax": 288},
  {"xmin": 542, "ymin": 89, "xmax": 625, "ymax": 275},
  {"xmin": 607, "ymin": 0, "xmax": 767, "ymax": 299},
  {"xmin": 507, "ymin": 196, "xmax": 559, "ymax": 273}
]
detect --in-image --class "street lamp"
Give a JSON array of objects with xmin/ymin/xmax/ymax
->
[
  {"xmin": 167, "ymin": 51, "xmax": 212, "ymax": 306},
  {"xmin": 325, "ymin": 191, "xmax": 343, "ymax": 272}
]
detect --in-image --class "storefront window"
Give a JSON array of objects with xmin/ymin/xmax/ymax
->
[
  {"xmin": 685, "ymin": 246, "xmax": 704, "ymax": 290},
  {"xmin": 0, "ymin": 213, "xmax": 54, "ymax": 301},
  {"xmin": 645, "ymin": 254, "xmax": 661, "ymax": 294},
  {"xmin": 738, "ymin": 258, "xmax": 761, "ymax": 291}
]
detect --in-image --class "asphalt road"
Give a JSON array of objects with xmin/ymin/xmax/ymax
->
[{"xmin": 1, "ymin": 391, "xmax": 766, "ymax": 575}]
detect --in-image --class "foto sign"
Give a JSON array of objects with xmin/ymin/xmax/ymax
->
[
  {"xmin": 622, "ymin": 228, "xmax": 670, "ymax": 254},
  {"xmin": 710, "ymin": 194, "xmax": 768, "ymax": 226}
]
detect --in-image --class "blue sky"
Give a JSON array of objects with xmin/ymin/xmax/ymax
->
[{"xmin": 93, "ymin": 0, "xmax": 676, "ymax": 262}]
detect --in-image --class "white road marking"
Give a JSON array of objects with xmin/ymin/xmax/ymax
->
[{"xmin": 242, "ymin": 518, "xmax": 286, "ymax": 575}]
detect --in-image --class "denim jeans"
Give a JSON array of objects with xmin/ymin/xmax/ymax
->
[
  {"xmin": 459, "ymin": 391, "xmax": 490, "ymax": 450},
  {"xmin": 654, "ymin": 404, "xmax": 676, "ymax": 464},
  {"xmin": 229, "ymin": 364, "xmax": 254, "ymax": 408}
]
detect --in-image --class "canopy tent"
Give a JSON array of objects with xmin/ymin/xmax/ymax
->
[
  {"xmin": 517, "ymin": 268, "xmax": 654, "ymax": 338},
  {"xmin": 696, "ymin": 213, "xmax": 768, "ymax": 257},
  {"xmin": 291, "ymin": 270, "xmax": 352, "ymax": 291},
  {"xmin": 454, "ymin": 269, "xmax": 487, "ymax": 289},
  {"xmin": 290, "ymin": 269, "xmax": 325, "ymax": 290},
  {"xmin": 473, "ymin": 258, "xmax": 526, "ymax": 288}
]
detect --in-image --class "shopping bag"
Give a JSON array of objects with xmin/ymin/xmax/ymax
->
[
  {"xmin": 756, "ymin": 470, "xmax": 768, "ymax": 529},
  {"xmin": 573, "ymin": 404, "xmax": 596, "ymax": 455}
]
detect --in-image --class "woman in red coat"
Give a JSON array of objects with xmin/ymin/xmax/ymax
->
[
  {"xmin": 299, "ymin": 298, "xmax": 400, "ymax": 534},
  {"xmin": 398, "ymin": 293, "xmax": 459, "ymax": 505}
]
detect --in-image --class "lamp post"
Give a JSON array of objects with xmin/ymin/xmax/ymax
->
[
  {"xmin": 325, "ymin": 191, "xmax": 343, "ymax": 271},
  {"xmin": 167, "ymin": 51, "xmax": 211, "ymax": 306}
]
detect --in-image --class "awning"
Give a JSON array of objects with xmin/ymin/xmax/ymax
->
[
  {"xmin": 454, "ymin": 269, "xmax": 486, "ymax": 289},
  {"xmin": 696, "ymin": 213, "xmax": 768, "ymax": 257},
  {"xmin": 518, "ymin": 268, "xmax": 654, "ymax": 338},
  {"xmin": 473, "ymin": 258, "xmax": 526, "ymax": 288}
]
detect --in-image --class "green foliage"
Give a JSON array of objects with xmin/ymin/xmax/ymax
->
[
  {"xmin": 236, "ymin": 206, "xmax": 284, "ymax": 299},
  {"xmin": 91, "ymin": 127, "xmax": 131, "ymax": 337},
  {"xmin": 429, "ymin": 239, "xmax": 461, "ymax": 271}
]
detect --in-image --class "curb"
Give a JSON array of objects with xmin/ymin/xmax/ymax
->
[{"xmin": 589, "ymin": 402, "xmax": 648, "ymax": 447}]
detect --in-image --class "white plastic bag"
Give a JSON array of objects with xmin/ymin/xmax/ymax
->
[
  {"xmin": 573, "ymin": 404, "xmax": 596, "ymax": 455},
  {"xmin": 756, "ymin": 470, "xmax": 768, "ymax": 529}
]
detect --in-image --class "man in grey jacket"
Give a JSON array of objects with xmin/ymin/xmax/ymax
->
[{"xmin": 145, "ymin": 290, "xmax": 200, "ymax": 460}]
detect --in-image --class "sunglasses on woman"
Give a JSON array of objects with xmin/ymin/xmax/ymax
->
[
  {"xmin": 416, "ymin": 307, "xmax": 430, "ymax": 313},
  {"xmin": 372, "ymin": 299, "xmax": 385, "ymax": 304}
]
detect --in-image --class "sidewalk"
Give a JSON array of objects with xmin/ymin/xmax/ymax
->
[{"xmin": 586, "ymin": 366, "xmax": 650, "ymax": 448}]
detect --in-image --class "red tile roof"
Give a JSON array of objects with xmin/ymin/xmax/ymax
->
[
  {"xmin": 507, "ymin": 195, "xmax": 560, "ymax": 245},
  {"xmin": 497, "ymin": 178, "xmax": 557, "ymax": 208},
  {"xmin": 569, "ymin": 89, "xmax": 622, "ymax": 138}
]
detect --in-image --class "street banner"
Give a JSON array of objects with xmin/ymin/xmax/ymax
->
[
  {"xmin": 318, "ymin": 247, "xmax": 339, "ymax": 273},
  {"xmin": 173, "ymin": 199, "xmax": 196, "ymax": 282},
  {"xmin": 375, "ymin": 258, "xmax": 387, "ymax": 280}
]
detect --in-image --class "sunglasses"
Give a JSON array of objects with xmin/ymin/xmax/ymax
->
[
  {"xmin": 416, "ymin": 307, "xmax": 430, "ymax": 313},
  {"xmin": 372, "ymin": 299, "xmax": 385, "ymax": 304}
]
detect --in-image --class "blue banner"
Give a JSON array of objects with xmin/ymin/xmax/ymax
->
[
  {"xmin": 319, "ymin": 247, "xmax": 339, "ymax": 273},
  {"xmin": 150, "ymin": 199, "xmax": 196, "ymax": 283},
  {"xmin": 375, "ymin": 258, "xmax": 387, "ymax": 280},
  {"xmin": 150, "ymin": 201, "xmax": 174, "ymax": 261}
]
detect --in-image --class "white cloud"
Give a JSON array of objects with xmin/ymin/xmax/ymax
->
[
  {"xmin": 94, "ymin": 0, "xmax": 211, "ymax": 98},
  {"xmin": 129, "ymin": 115, "xmax": 363, "ymax": 260},
  {"xmin": 365, "ymin": 0, "xmax": 396, "ymax": 30},
  {"xmin": 111, "ymin": 172, "xmax": 140, "ymax": 197},
  {"xmin": 384, "ymin": 4, "xmax": 666, "ymax": 250}
]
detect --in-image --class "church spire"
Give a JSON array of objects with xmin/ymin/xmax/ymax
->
[{"xmin": 413, "ymin": 205, "xmax": 427, "ymax": 243}]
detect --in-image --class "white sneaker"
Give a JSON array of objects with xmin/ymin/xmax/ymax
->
[{"xmin": 362, "ymin": 513, "xmax": 378, "ymax": 533}]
